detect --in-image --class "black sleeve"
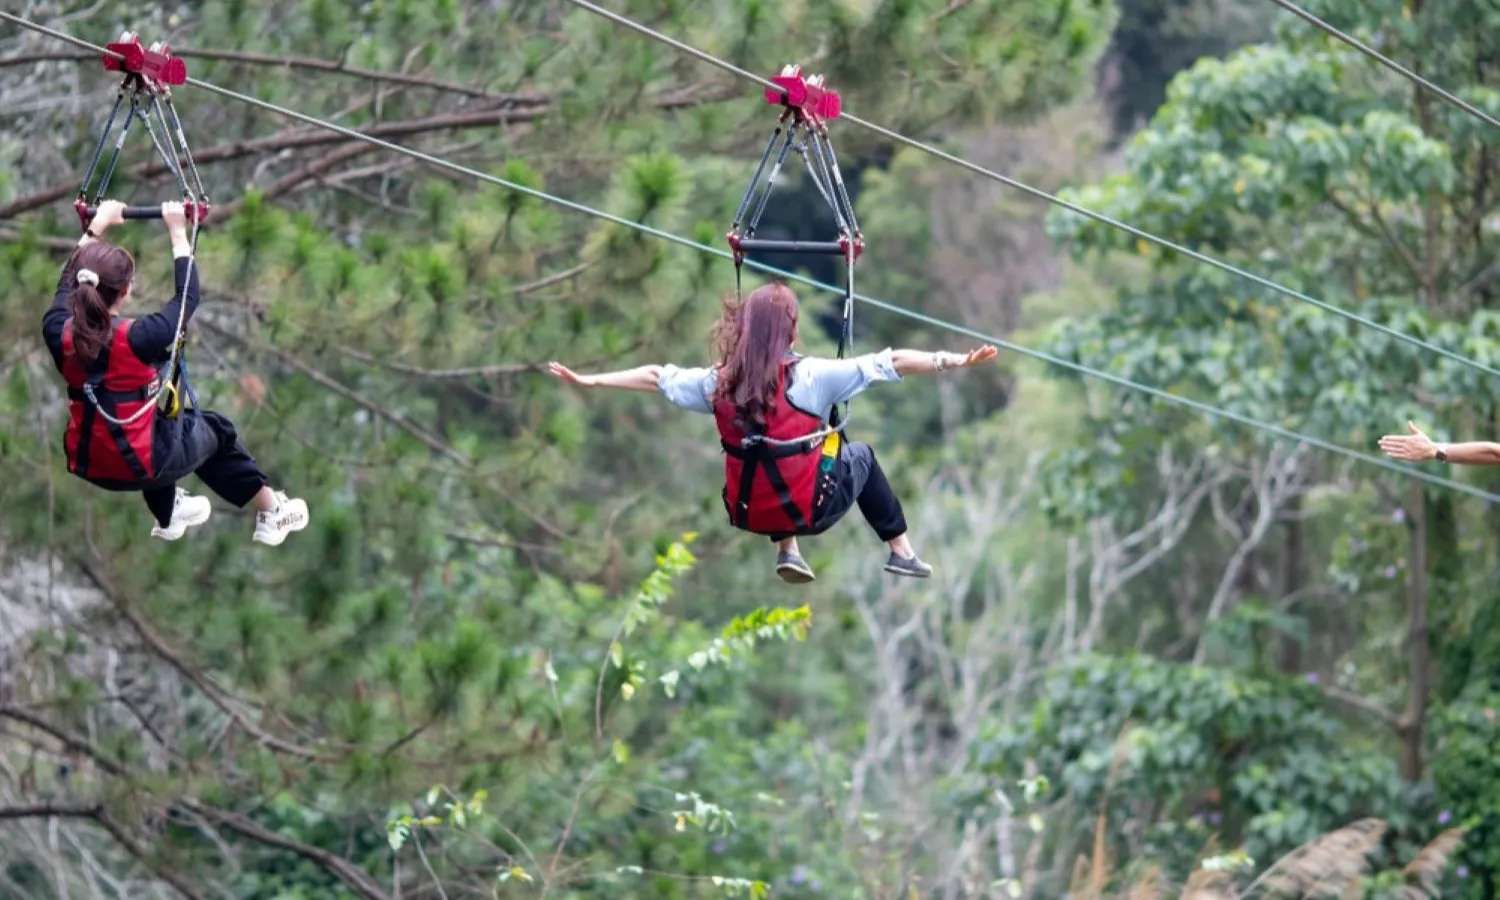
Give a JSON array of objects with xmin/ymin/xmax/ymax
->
[
  {"xmin": 127, "ymin": 255, "xmax": 200, "ymax": 365},
  {"xmin": 41, "ymin": 251, "xmax": 82, "ymax": 370}
]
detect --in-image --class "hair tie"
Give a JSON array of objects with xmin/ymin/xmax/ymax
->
[{"xmin": 76, "ymin": 268, "xmax": 100, "ymax": 288}]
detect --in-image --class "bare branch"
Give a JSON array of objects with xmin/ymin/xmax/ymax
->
[
  {"xmin": 184, "ymin": 802, "xmax": 390, "ymax": 900},
  {"xmin": 1, "ymin": 104, "xmax": 550, "ymax": 220},
  {"xmin": 199, "ymin": 321, "xmax": 468, "ymax": 464},
  {"xmin": 72, "ymin": 559, "xmax": 336, "ymax": 763}
]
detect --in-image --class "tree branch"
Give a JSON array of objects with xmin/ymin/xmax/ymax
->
[
  {"xmin": 0, "ymin": 804, "xmax": 204, "ymax": 900},
  {"xmin": 1320, "ymin": 684, "xmax": 1403, "ymax": 731},
  {"xmin": 214, "ymin": 141, "xmax": 377, "ymax": 218},
  {"xmin": 72, "ymin": 559, "xmax": 337, "ymax": 763},
  {"xmin": 184, "ymin": 802, "xmax": 390, "ymax": 900},
  {"xmin": 199, "ymin": 320, "xmax": 469, "ymax": 464},
  {"xmin": 0, "ymin": 104, "xmax": 550, "ymax": 220},
  {"xmin": 0, "ymin": 803, "xmax": 101, "ymax": 820},
  {"xmin": 0, "ymin": 705, "xmax": 127, "ymax": 777}
]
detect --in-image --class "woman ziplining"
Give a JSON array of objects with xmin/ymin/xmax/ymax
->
[
  {"xmin": 549, "ymin": 282, "xmax": 997, "ymax": 583},
  {"xmin": 33, "ymin": 32, "xmax": 307, "ymax": 545},
  {"xmin": 41, "ymin": 200, "xmax": 309, "ymax": 545},
  {"xmin": 550, "ymin": 67, "xmax": 994, "ymax": 582}
]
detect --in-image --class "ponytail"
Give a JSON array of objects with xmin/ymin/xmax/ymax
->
[
  {"xmin": 69, "ymin": 281, "xmax": 113, "ymax": 363},
  {"xmin": 65, "ymin": 242, "xmax": 136, "ymax": 364}
]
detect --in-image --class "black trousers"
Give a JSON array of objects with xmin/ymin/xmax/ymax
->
[
  {"xmin": 768, "ymin": 441, "xmax": 907, "ymax": 543},
  {"xmin": 139, "ymin": 409, "xmax": 268, "ymax": 526}
]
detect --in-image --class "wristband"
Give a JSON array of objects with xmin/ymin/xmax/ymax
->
[{"xmin": 1435, "ymin": 445, "xmax": 1448, "ymax": 463}]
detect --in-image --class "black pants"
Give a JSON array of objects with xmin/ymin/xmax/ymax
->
[
  {"xmin": 139, "ymin": 410, "xmax": 268, "ymax": 526},
  {"xmin": 769, "ymin": 441, "xmax": 907, "ymax": 543}
]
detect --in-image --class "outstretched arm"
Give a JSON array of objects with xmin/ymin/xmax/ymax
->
[
  {"xmin": 548, "ymin": 362, "xmax": 664, "ymax": 392},
  {"xmin": 890, "ymin": 345, "xmax": 999, "ymax": 376},
  {"xmin": 1379, "ymin": 420, "xmax": 1500, "ymax": 466}
]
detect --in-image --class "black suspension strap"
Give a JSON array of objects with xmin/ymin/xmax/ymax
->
[
  {"xmin": 73, "ymin": 32, "xmax": 210, "ymax": 424},
  {"xmin": 727, "ymin": 65, "xmax": 863, "ymax": 444}
]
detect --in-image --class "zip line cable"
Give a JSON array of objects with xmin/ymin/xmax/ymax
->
[
  {"xmin": 558, "ymin": 0, "xmax": 1500, "ymax": 381},
  {"xmin": 2, "ymin": 12, "xmax": 1498, "ymax": 504},
  {"xmin": 1265, "ymin": 0, "xmax": 1500, "ymax": 130}
]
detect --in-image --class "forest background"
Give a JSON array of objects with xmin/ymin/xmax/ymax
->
[{"xmin": 1, "ymin": 0, "xmax": 1498, "ymax": 897}]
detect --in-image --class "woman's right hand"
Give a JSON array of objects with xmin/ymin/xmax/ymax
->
[
  {"xmin": 548, "ymin": 362, "xmax": 595, "ymax": 388},
  {"xmin": 161, "ymin": 201, "xmax": 189, "ymax": 236},
  {"xmin": 959, "ymin": 345, "xmax": 999, "ymax": 368}
]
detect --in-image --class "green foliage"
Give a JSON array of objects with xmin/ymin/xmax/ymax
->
[
  {"xmin": 1430, "ymin": 689, "xmax": 1500, "ymax": 896},
  {"xmin": 981, "ymin": 655, "xmax": 1414, "ymax": 876},
  {"xmin": 8, "ymin": 0, "xmax": 1488, "ymax": 896}
]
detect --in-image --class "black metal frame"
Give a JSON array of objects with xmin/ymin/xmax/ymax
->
[
  {"xmin": 77, "ymin": 73, "xmax": 209, "ymax": 220},
  {"xmin": 76, "ymin": 72, "xmax": 210, "ymax": 420}
]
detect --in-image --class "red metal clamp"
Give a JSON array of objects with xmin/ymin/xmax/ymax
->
[
  {"xmin": 764, "ymin": 64, "xmax": 840, "ymax": 123},
  {"xmin": 102, "ymin": 32, "xmax": 187, "ymax": 86},
  {"xmin": 839, "ymin": 235, "xmax": 865, "ymax": 261}
]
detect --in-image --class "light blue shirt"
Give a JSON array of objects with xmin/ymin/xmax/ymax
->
[{"xmin": 657, "ymin": 349, "xmax": 901, "ymax": 421}]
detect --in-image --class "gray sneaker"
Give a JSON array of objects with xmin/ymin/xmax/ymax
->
[
  {"xmin": 883, "ymin": 552, "xmax": 933, "ymax": 579},
  {"xmin": 776, "ymin": 551, "xmax": 816, "ymax": 584}
]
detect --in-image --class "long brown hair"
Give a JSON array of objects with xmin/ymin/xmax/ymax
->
[
  {"xmin": 67, "ymin": 241, "xmax": 135, "ymax": 364},
  {"xmin": 712, "ymin": 282, "xmax": 799, "ymax": 424}
]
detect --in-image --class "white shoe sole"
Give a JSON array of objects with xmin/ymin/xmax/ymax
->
[
  {"xmin": 883, "ymin": 563, "xmax": 933, "ymax": 579},
  {"xmin": 253, "ymin": 498, "xmax": 309, "ymax": 547},
  {"xmin": 150, "ymin": 502, "xmax": 212, "ymax": 541}
]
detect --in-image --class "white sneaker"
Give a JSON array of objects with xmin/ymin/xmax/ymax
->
[
  {"xmin": 150, "ymin": 488, "xmax": 212, "ymax": 541},
  {"xmin": 252, "ymin": 491, "xmax": 309, "ymax": 546}
]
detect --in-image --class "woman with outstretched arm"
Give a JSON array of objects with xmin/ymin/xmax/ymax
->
[{"xmin": 549, "ymin": 282, "xmax": 997, "ymax": 584}]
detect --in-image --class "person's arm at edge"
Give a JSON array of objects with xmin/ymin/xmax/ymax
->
[
  {"xmin": 891, "ymin": 345, "xmax": 999, "ymax": 376},
  {"xmin": 1378, "ymin": 420, "xmax": 1500, "ymax": 466},
  {"xmin": 547, "ymin": 362, "xmax": 664, "ymax": 392}
]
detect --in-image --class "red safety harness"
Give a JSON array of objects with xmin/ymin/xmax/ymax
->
[
  {"xmin": 61, "ymin": 318, "xmax": 161, "ymax": 484},
  {"xmin": 715, "ymin": 358, "xmax": 840, "ymax": 535}
]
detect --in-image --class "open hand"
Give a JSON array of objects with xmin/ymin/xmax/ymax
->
[
  {"xmin": 548, "ymin": 362, "xmax": 594, "ymax": 388},
  {"xmin": 962, "ymin": 345, "xmax": 999, "ymax": 367},
  {"xmin": 1378, "ymin": 421, "xmax": 1437, "ymax": 462}
]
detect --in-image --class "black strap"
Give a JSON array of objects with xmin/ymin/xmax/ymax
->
[
  {"xmin": 726, "ymin": 419, "xmax": 814, "ymax": 533},
  {"xmin": 97, "ymin": 396, "xmax": 151, "ymax": 482},
  {"xmin": 759, "ymin": 454, "xmax": 810, "ymax": 533},
  {"xmin": 74, "ymin": 391, "xmax": 95, "ymax": 477},
  {"xmin": 78, "ymin": 340, "xmax": 151, "ymax": 482},
  {"xmin": 722, "ymin": 438, "xmax": 819, "ymax": 460},
  {"xmin": 732, "ymin": 444, "xmax": 760, "ymax": 530}
]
